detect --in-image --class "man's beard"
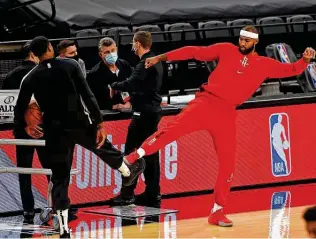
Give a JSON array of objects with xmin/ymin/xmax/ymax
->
[{"xmin": 239, "ymin": 44, "xmax": 255, "ymax": 55}]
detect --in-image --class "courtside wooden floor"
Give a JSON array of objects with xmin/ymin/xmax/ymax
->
[
  {"xmin": 1, "ymin": 183, "xmax": 314, "ymax": 238},
  {"xmin": 71, "ymin": 205, "xmax": 309, "ymax": 239},
  {"xmin": 68, "ymin": 183, "xmax": 316, "ymax": 239}
]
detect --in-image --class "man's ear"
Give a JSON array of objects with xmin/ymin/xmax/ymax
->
[{"xmin": 29, "ymin": 52, "xmax": 39, "ymax": 64}]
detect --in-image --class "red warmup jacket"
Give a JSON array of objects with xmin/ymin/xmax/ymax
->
[{"xmin": 166, "ymin": 43, "xmax": 308, "ymax": 105}]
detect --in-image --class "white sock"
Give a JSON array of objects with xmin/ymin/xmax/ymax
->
[
  {"xmin": 211, "ymin": 203, "xmax": 223, "ymax": 213},
  {"xmin": 57, "ymin": 209, "xmax": 69, "ymax": 234},
  {"xmin": 118, "ymin": 161, "xmax": 130, "ymax": 177},
  {"xmin": 137, "ymin": 148, "xmax": 146, "ymax": 158}
]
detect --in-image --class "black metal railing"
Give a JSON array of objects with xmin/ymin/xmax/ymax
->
[{"xmin": 2, "ymin": 0, "xmax": 56, "ymax": 34}]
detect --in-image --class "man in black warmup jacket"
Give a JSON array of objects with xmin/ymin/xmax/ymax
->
[
  {"xmin": 3, "ymin": 41, "xmax": 38, "ymax": 89},
  {"xmin": 14, "ymin": 36, "xmax": 145, "ymax": 238},
  {"xmin": 3, "ymin": 42, "xmax": 50, "ymax": 222}
]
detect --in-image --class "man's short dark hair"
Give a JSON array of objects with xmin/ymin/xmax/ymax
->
[
  {"xmin": 29, "ymin": 36, "xmax": 49, "ymax": 58},
  {"xmin": 303, "ymin": 206, "xmax": 316, "ymax": 222},
  {"xmin": 98, "ymin": 37, "xmax": 115, "ymax": 51},
  {"xmin": 57, "ymin": 40, "xmax": 76, "ymax": 54},
  {"xmin": 242, "ymin": 25, "xmax": 259, "ymax": 35},
  {"xmin": 20, "ymin": 41, "xmax": 32, "ymax": 59},
  {"xmin": 134, "ymin": 31, "xmax": 152, "ymax": 49}
]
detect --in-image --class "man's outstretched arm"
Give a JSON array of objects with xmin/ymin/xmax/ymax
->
[
  {"xmin": 266, "ymin": 47, "xmax": 315, "ymax": 79},
  {"xmin": 145, "ymin": 43, "xmax": 228, "ymax": 68}
]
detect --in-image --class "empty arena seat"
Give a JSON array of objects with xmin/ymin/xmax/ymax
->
[
  {"xmin": 266, "ymin": 43, "xmax": 297, "ymax": 63},
  {"xmin": 305, "ymin": 62, "xmax": 316, "ymax": 91},
  {"xmin": 253, "ymin": 87, "xmax": 262, "ymax": 97},
  {"xmin": 287, "ymin": 15, "xmax": 316, "ymax": 32},
  {"xmin": 165, "ymin": 23, "xmax": 197, "ymax": 41},
  {"xmin": 257, "ymin": 17, "xmax": 287, "ymax": 34},
  {"xmin": 204, "ymin": 61, "xmax": 218, "ymax": 73},
  {"xmin": 265, "ymin": 43, "xmax": 306, "ymax": 93},
  {"xmin": 107, "ymin": 27, "xmax": 133, "ymax": 45},
  {"xmin": 227, "ymin": 19, "xmax": 255, "ymax": 36},
  {"xmin": 199, "ymin": 21, "xmax": 231, "ymax": 38},
  {"xmin": 133, "ymin": 25, "xmax": 165, "ymax": 42},
  {"xmin": 101, "ymin": 28, "xmax": 110, "ymax": 35},
  {"xmin": 305, "ymin": 63, "xmax": 316, "ymax": 91},
  {"xmin": 75, "ymin": 29, "xmax": 101, "ymax": 48},
  {"xmin": 260, "ymin": 82, "xmax": 282, "ymax": 96}
]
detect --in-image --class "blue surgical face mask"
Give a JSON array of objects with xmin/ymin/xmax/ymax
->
[{"xmin": 105, "ymin": 52, "xmax": 118, "ymax": 65}]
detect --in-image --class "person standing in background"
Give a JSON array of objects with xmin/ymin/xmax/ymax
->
[
  {"xmin": 57, "ymin": 40, "xmax": 87, "ymax": 78},
  {"xmin": 110, "ymin": 31, "xmax": 163, "ymax": 207},
  {"xmin": 4, "ymin": 42, "xmax": 50, "ymax": 223},
  {"xmin": 87, "ymin": 37, "xmax": 132, "ymax": 110}
]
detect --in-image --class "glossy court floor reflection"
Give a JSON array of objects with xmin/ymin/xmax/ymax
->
[{"xmin": 0, "ymin": 183, "xmax": 315, "ymax": 238}]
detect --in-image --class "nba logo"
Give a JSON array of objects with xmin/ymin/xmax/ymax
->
[
  {"xmin": 269, "ymin": 191, "xmax": 291, "ymax": 239},
  {"xmin": 307, "ymin": 63, "xmax": 316, "ymax": 88},
  {"xmin": 269, "ymin": 113, "xmax": 291, "ymax": 177},
  {"xmin": 277, "ymin": 44, "xmax": 290, "ymax": 63}
]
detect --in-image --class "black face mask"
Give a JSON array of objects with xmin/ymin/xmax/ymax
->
[{"xmin": 66, "ymin": 54, "xmax": 80, "ymax": 61}]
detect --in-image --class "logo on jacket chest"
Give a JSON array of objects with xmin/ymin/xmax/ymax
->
[
  {"xmin": 240, "ymin": 56, "xmax": 249, "ymax": 67},
  {"xmin": 236, "ymin": 56, "xmax": 251, "ymax": 74}
]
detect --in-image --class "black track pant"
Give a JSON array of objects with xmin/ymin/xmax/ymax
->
[
  {"xmin": 14, "ymin": 129, "xmax": 51, "ymax": 212},
  {"xmin": 120, "ymin": 112, "xmax": 162, "ymax": 197},
  {"xmin": 45, "ymin": 125, "xmax": 124, "ymax": 210}
]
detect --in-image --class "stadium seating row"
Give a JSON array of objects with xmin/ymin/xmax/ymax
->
[
  {"xmin": 1, "ymin": 16, "xmax": 316, "ymax": 100},
  {"xmin": 74, "ymin": 15, "xmax": 316, "ymax": 46}
]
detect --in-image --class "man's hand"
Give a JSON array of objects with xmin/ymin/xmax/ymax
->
[
  {"xmin": 109, "ymin": 84, "xmax": 117, "ymax": 98},
  {"xmin": 112, "ymin": 101, "xmax": 131, "ymax": 110},
  {"xmin": 145, "ymin": 54, "xmax": 167, "ymax": 68},
  {"xmin": 96, "ymin": 122, "xmax": 106, "ymax": 149},
  {"xmin": 25, "ymin": 125, "xmax": 43, "ymax": 139},
  {"xmin": 303, "ymin": 47, "xmax": 316, "ymax": 63},
  {"xmin": 145, "ymin": 56, "xmax": 160, "ymax": 69},
  {"xmin": 145, "ymin": 56, "xmax": 159, "ymax": 69}
]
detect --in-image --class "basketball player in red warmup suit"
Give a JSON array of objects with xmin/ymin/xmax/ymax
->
[{"xmin": 124, "ymin": 25, "xmax": 315, "ymax": 226}]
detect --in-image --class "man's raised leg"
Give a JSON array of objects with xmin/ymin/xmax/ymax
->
[{"xmin": 124, "ymin": 98, "xmax": 209, "ymax": 164}]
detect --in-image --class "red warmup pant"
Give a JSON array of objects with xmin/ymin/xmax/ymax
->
[{"xmin": 140, "ymin": 92, "xmax": 237, "ymax": 207}]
